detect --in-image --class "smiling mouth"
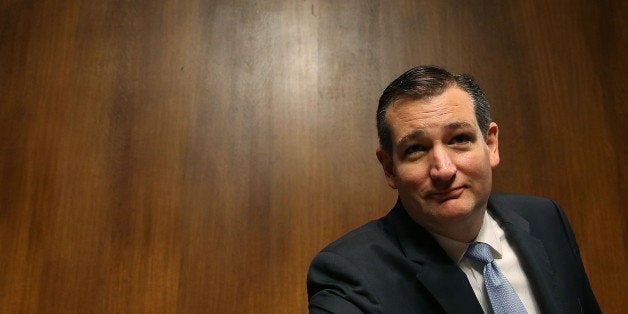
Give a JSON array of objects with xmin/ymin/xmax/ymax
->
[{"xmin": 428, "ymin": 187, "xmax": 464, "ymax": 202}]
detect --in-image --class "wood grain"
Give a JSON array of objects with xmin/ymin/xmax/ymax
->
[{"xmin": 0, "ymin": 0, "xmax": 625, "ymax": 312}]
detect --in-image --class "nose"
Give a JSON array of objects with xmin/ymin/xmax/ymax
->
[{"xmin": 429, "ymin": 144, "xmax": 457, "ymax": 181}]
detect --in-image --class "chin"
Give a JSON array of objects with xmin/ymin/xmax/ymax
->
[{"xmin": 430, "ymin": 198, "xmax": 480, "ymax": 220}]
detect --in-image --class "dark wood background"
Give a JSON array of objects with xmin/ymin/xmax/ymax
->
[{"xmin": 1, "ymin": 0, "xmax": 625, "ymax": 312}]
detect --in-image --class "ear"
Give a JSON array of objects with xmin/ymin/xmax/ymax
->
[
  {"xmin": 486, "ymin": 122, "xmax": 500, "ymax": 168},
  {"xmin": 376, "ymin": 147, "xmax": 398, "ymax": 189}
]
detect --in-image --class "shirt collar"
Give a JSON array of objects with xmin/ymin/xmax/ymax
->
[{"xmin": 430, "ymin": 211, "xmax": 503, "ymax": 264}]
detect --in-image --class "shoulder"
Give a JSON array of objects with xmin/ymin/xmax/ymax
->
[
  {"xmin": 319, "ymin": 218, "xmax": 394, "ymax": 256},
  {"xmin": 308, "ymin": 213, "xmax": 405, "ymax": 281},
  {"xmin": 488, "ymin": 193, "xmax": 578, "ymax": 254},
  {"xmin": 306, "ymin": 206, "xmax": 440, "ymax": 313},
  {"xmin": 311, "ymin": 203, "xmax": 422, "ymax": 265},
  {"xmin": 488, "ymin": 193, "xmax": 564, "ymax": 221},
  {"xmin": 306, "ymin": 215, "xmax": 397, "ymax": 313},
  {"xmin": 489, "ymin": 193, "xmax": 557, "ymax": 209}
]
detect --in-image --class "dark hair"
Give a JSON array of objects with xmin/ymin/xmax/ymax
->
[{"xmin": 376, "ymin": 65, "xmax": 491, "ymax": 154}]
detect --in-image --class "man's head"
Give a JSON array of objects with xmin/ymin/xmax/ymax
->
[
  {"xmin": 375, "ymin": 66, "xmax": 499, "ymax": 241},
  {"xmin": 377, "ymin": 65, "xmax": 491, "ymax": 155}
]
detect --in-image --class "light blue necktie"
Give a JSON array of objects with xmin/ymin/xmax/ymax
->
[{"xmin": 466, "ymin": 242, "xmax": 528, "ymax": 314}]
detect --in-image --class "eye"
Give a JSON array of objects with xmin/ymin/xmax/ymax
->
[
  {"xmin": 451, "ymin": 134, "xmax": 472, "ymax": 145},
  {"xmin": 405, "ymin": 144, "xmax": 427, "ymax": 156}
]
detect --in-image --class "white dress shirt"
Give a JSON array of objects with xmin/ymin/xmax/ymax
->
[{"xmin": 431, "ymin": 211, "xmax": 540, "ymax": 314}]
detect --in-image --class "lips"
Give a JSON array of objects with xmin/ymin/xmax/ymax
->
[{"xmin": 427, "ymin": 186, "xmax": 464, "ymax": 202}]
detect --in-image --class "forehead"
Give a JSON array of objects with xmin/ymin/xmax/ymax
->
[{"xmin": 386, "ymin": 87, "xmax": 477, "ymax": 137}]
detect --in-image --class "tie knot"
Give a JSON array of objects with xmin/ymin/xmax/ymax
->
[{"xmin": 465, "ymin": 242, "xmax": 494, "ymax": 265}]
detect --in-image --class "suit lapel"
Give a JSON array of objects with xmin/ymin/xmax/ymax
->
[
  {"xmin": 488, "ymin": 197, "xmax": 561, "ymax": 313},
  {"xmin": 387, "ymin": 202, "xmax": 484, "ymax": 314}
]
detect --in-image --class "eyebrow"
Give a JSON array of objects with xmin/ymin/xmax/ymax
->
[
  {"xmin": 446, "ymin": 121, "xmax": 475, "ymax": 131},
  {"xmin": 397, "ymin": 121, "xmax": 476, "ymax": 147}
]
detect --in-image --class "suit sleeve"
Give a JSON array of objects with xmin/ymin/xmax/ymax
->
[
  {"xmin": 307, "ymin": 251, "xmax": 380, "ymax": 313},
  {"xmin": 551, "ymin": 200, "xmax": 601, "ymax": 313}
]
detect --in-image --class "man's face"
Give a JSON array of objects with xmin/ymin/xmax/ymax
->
[{"xmin": 376, "ymin": 86, "xmax": 500, "ymax": 235}]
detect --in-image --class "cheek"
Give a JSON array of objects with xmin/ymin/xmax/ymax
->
[
  {"xmin": 395, "ymin": 163, "xmax": 429, "ymax": 186},
  {"xmin": 456, "ymin": 152, "xmax": 492, "ymax": 179}
]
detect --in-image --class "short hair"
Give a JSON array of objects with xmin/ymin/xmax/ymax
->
[{"xmin": 376, "ymin": 65, "xmax": 491, "ymax": 154}]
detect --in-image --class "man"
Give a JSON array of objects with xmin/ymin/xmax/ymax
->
[{"xmin": 306, "ymin": 66, "xmax": 600, "ymax": 313}]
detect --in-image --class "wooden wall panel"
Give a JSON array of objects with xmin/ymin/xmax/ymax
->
[{"xmin": 0, "ymin": 0, "xmax": 625, "ymax": 313}]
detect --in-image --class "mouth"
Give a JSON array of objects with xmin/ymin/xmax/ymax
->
[{"xmin": 427, "ymin": 186, "xmax": 465, "ymax": 202}]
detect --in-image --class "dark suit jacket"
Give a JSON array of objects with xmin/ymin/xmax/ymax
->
[{"xmin": 307, "ymin": 194, "xmax": 600, "ymax": 313}]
